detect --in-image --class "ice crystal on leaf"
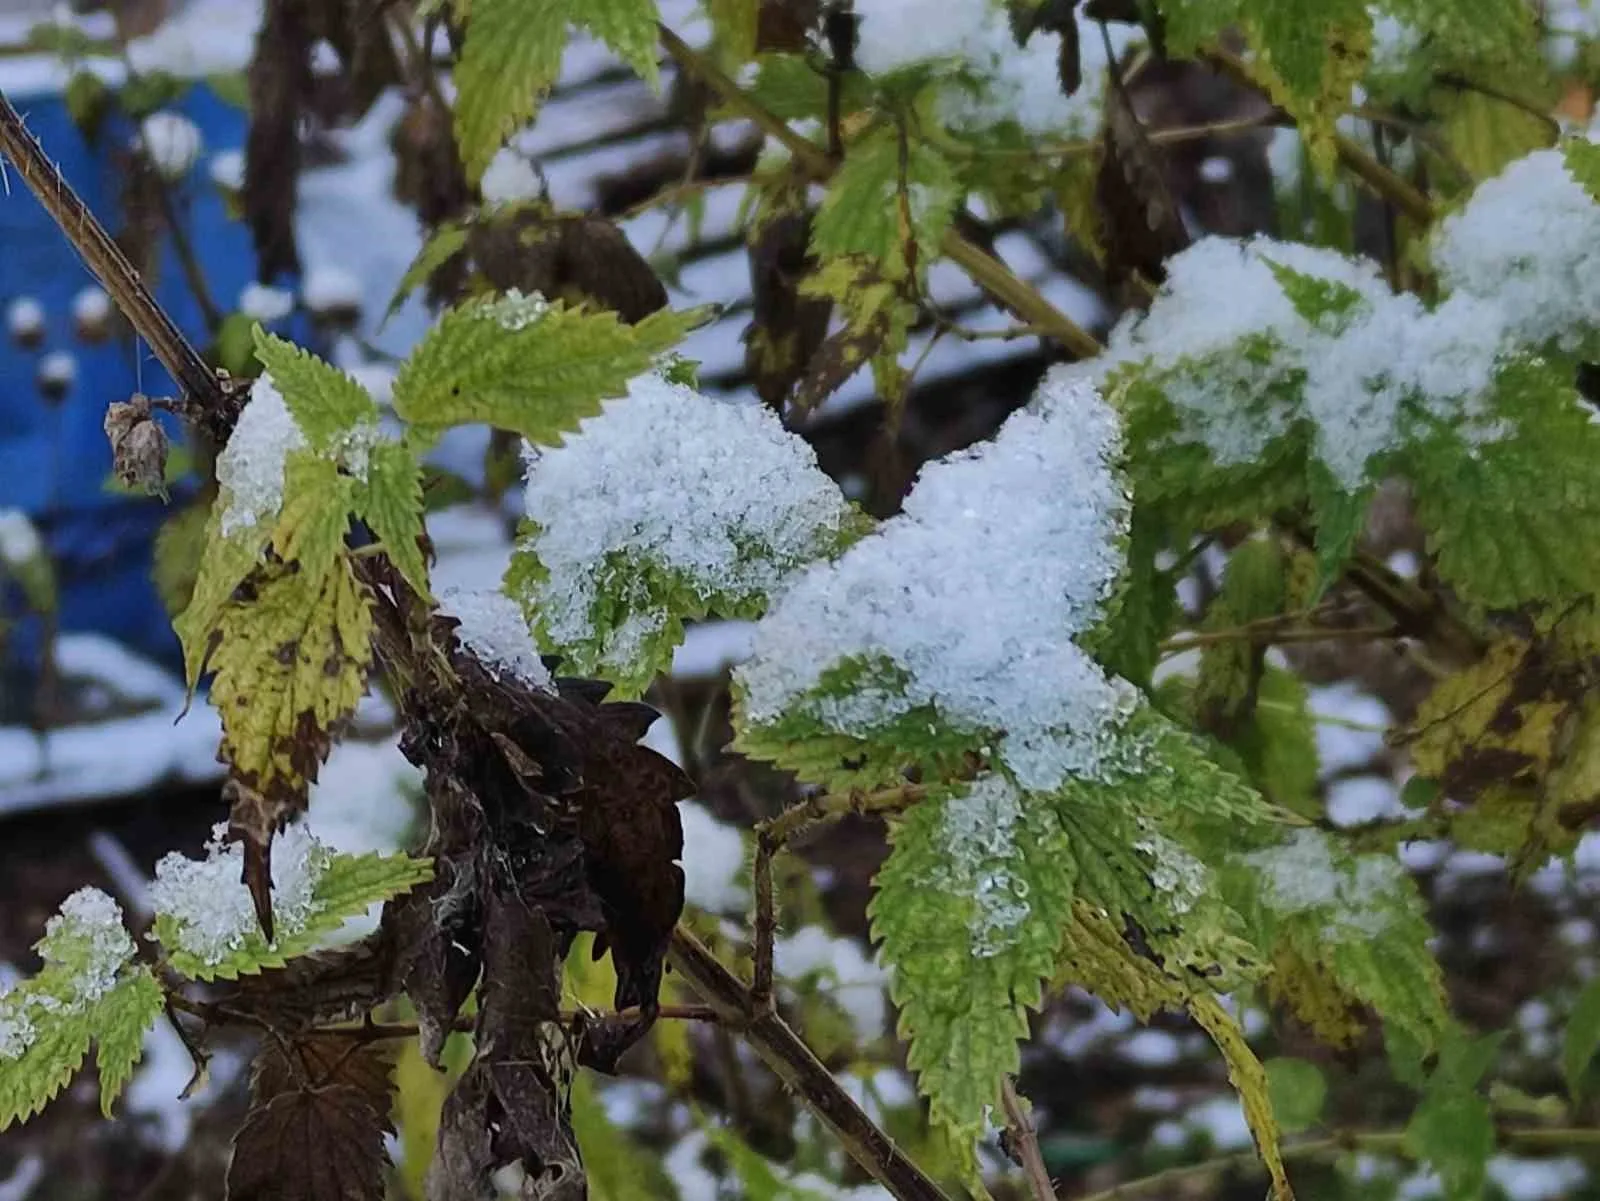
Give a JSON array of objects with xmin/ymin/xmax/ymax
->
[
  {"xmin": 511, "ymin": 371, "xmax": 859, "ymax": 695},
  {"xmin": 1432, "ymin": 148, "xmax": 1600, "ymax": 354},
  {"xmin": 852, "ymin": 0, "xmax": 1139, "ymax": 137},
  {"xmin": 439, "ymin": 587, "xmax": 554, "ymax": 691},
  {"xmin": 38, "ymin": 889, "xmax": 137, "ymax": 1006},
  {"xmin": 736, "ymin": 372, "xmax": 1136, "ymax": 792},
  {"xmin": 1074, "ymin": 236, "xmax": 1513, "ymax": 491},
  {"xmin": 151, "ymin": 822, "xmax": 330, "ymax": 967},
  {"xmin": 216, "ymin": 372, "xmax": 307, "ymax": 537}
]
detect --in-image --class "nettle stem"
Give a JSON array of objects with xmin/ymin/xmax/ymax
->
[{"xmin": 0, "ymin": 87, "xmax": 231, "ymax": 428}]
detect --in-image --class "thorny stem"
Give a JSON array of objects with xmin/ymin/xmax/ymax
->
[
  {"xmin": 1203, "ymin": 48, "xmax": 1435, "ymax": 227},
  {"xmin": 1072, "ymin": 1128, "xmax": 1600, "ymax": 1201},
  {"xmin": 760, "ymin": 782, "xmax": 929, "ymax": 848},
  {"xmin": 657, "ymin": 24, "xmax": 1104, "ymax": 358},
  {"xmin": 0, "ymin": 86, "xmax": 228, "ymax": 420},
  {"xmin": 1000, "ymin": 1078, "xmax": 1058, "ymax": 1201},
  {"xmin": 748, "ymin": 783, "xmax": 928, "ymax": 1017},
  {"xmin": 668, "ymin": 928, "xmax": 954, "ymax": 1201},
  {"xmin": 750, "ymin": 828, "xmax": 777, "ymax": 1011}
]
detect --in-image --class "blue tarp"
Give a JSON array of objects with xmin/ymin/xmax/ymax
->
[{"xmin": 0, "ymin": 79, "xmax": 314, "ymax": 680}]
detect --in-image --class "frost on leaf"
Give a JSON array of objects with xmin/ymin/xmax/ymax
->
[
  {"xmin": 1432, "ymin": 148, "xmax": 1600, "ymax": 355},
  {"xmin": 869, "ymin": 773, "xmax": 1076, "ymax": 1148},
  {"xmin": 217, "ymin": 373, "xmax": 308, "ymax": 538},
  {"xmin": 508, "ymin": 372, "xmax": 863, "ymax": 696},
  {"xmin": 1222, "ymin": 829, "xmax": 1450, "ymax": 1051},
  {"xmin": 736, "ymin": 371, "xmax": 1136, "ymax": 793},
  {"xmin": 152, "ymin": 822, "xmax": 433, "ymax": 981},
  {"xmin": 438, "ymin": 587, "xmax": 554, "ymax": 691},
  {"xmin": 0, "ymin": 889, "xmax": 163, "ymax": 1129},
  {"xmin": 851, "ymin": 0, "xmax": 1140, "ymax": 137}
]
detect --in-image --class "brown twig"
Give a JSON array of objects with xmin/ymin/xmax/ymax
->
[
  {"xmin": 1160, "ymin": 620, "xmax": 1399, "ymax": 654},
  {"xmin": 668, "ymin": 927, "xmax": 954, "ymax": 1201},
  {"xmin": 0, "ymin": 86, "xmax": 230, "ymax": 425},
  {"xmin": 1001, "ymin": 1078, "xmax": 1058, "ymax": 1201}
]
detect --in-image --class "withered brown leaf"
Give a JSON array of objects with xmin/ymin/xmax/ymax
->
[
  {"xmin": 744, "ymin": 180, "xmax": 833, "ymax": 412},
  {"xmin": 227, "ymin": 1085, "xmax": 389, "ymax": 1201},
  {"xmin": 245, "ymin": 0, "xmax": 316, "ymax": 280},
  {"xmin": 1095, "ymin": 82, "xmax": 1190, "ymax": 290},
  {"xmin": 427, "ymin": 887, "xmax": 584, "ymax": 1201},
  {"xmin": 471, "ymin": 211, "xmax": 669, "ymax": 325}
]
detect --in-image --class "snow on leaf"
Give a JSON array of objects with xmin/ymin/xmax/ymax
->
[
  {"xmin": 393, "ymin": 295, "xmax": 707, "ymax": 446},
  {"xmin": 216, "ymin": 373, "xmax": 308, "ymax": 538},
  {"xmin": 207, "ymin": 556, "xmax": 375, "ymax": 814},
  {"xmin": 0, "ymin": 890, "xmax": 162, "ymax": 1130},
  {"xmin": 1432, "ymin": 147, "xmax": 1600, "ymax": 354},
  {"xmin": 736, "ymin": 371, "xmax": 1136, "ymax": 793},
  {"xmin": 438, "ymin": 588, "xmax": 554, "ymax": 691},
  {"xmin": 852, "ymin": 0, "xmax": 1138, "ymax": 137},
  {"xmin": 869, "ymin": 773, "xmax": 1077, "ymax": 1147},
  {"xmin": 152, "ymin": 823, "xmax": 432, "ymax": 982},
  {"xmin": 1223, "ymin": 829, "xmax": 1449, "ymax": 1051},
  {"xmin": 509, "ymin": 372, "xmax": 862, "ymax": 696}
]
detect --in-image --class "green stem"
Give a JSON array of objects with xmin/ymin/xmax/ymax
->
[{"xmin": 1203, "ymin": 48, "xmax": 1434, "ymax": 227}]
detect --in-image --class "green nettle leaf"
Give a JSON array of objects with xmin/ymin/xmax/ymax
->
[
  {"xmin": 157, "ymin": 851, "xmax": 435, "ymax": 982},
  {"xmin": 577, "ymin": 0, "xmax": 662, "ymax": 87},
  {"xmin": 810, "ymin": 125, "xmax": 962, "ymax": 272},
  {"xmin": 1304, "ymin": 464, "xmax": 1371, "ymax": 599},
  {"xmin": 1564, "ymin": 978, "xmax": 1600, "ymax": 1100},
  {"xmin": 1221, "ymin": 829, "xmax": 1451, "ymax": 1053},
  {"xmin": 1265, "ymin": 1057, "xmax": 1328, "ymax": 1134},
  {"xmin": 454, "ymin": 0, "xmax": 568, "ymax": 182},
  {"xmin": 392, "ymin": 296, "xmax": 704, "ymax": 444},
  {"xmin": 1162, "ymin": 0, "xmax": 1371, "ymax": 169},
  {"xmin": 869, "ymin": 774, "xmax": 1078, "ymax": 1148},
  {"xmin": 1564, "ymin": 138, "xmax": 1600, "ymax": 203},
  {"xmin": 1081, "ymin": 509, "xmax": 1176, "ymax": 692},
  {"xmin": 93, "ymin": 969, "xmax": 165, "ymax": 1117},
  {"xmin": 356, "ymin": 440, "xmax": 431, "ymax": 600},
  {"xmin": 1, "ymin": 895, "xmax": 162, "ymax": 1129},
  {"xmin": 1406, "ymin": 353, "xmax": 1600, "ymax": 611},
  {"xmin": 731, "ymin": 657, "xmax": 991, "ymax": 794},
  {"xmin": 1231, "ymin": 667, "xmax": 1321, "ymax": 817},
  {"xmin": 454, "ymin": 0, "xmax": 662, "ymax": 181},
  {"xmin": 386, "ymin": 220, "xmax": 470, "ymax": 319},
  {"xmin": 272, "ymin": 452, "xmax": 360, "ymax": 586},
  {"xmin": 173, "ymin": 497, "xmax": 270, "ymax": 687},
  {"xmin": 1405, "ymin": 1089, "xmax": 1495, "ymax": 1201},
  {"xmin": 1196, "ymin": 539, "xmax": 1286, "ymax": 738},
  {"xmin": 0, "ymin": 999, "xmax": 94, "ymax": 1130},
  {"xmin": 1190, "ymin": 995, "xmax": 1294, "ymax": 1201},
  {"xmin": 747, "ymin": 53, "xmax": 870, "ymax": 120},
  {"xmin": 252, "ymin": 330, "xmax": 379, "ymax": 449}
]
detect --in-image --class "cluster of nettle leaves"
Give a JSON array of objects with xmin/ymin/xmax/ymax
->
[{"xmin": 7, "ymin": 0, "xmax": 1600, "ymax": 1197}]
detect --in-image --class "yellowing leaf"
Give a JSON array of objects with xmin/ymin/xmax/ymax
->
[
  {"xmin": 1191, "ymin": 994, "xmax": 1294, "ymax": 1201},
  {"xmin": 209, "ymin": 557, "xmax": 375, "ymax": 809}
]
